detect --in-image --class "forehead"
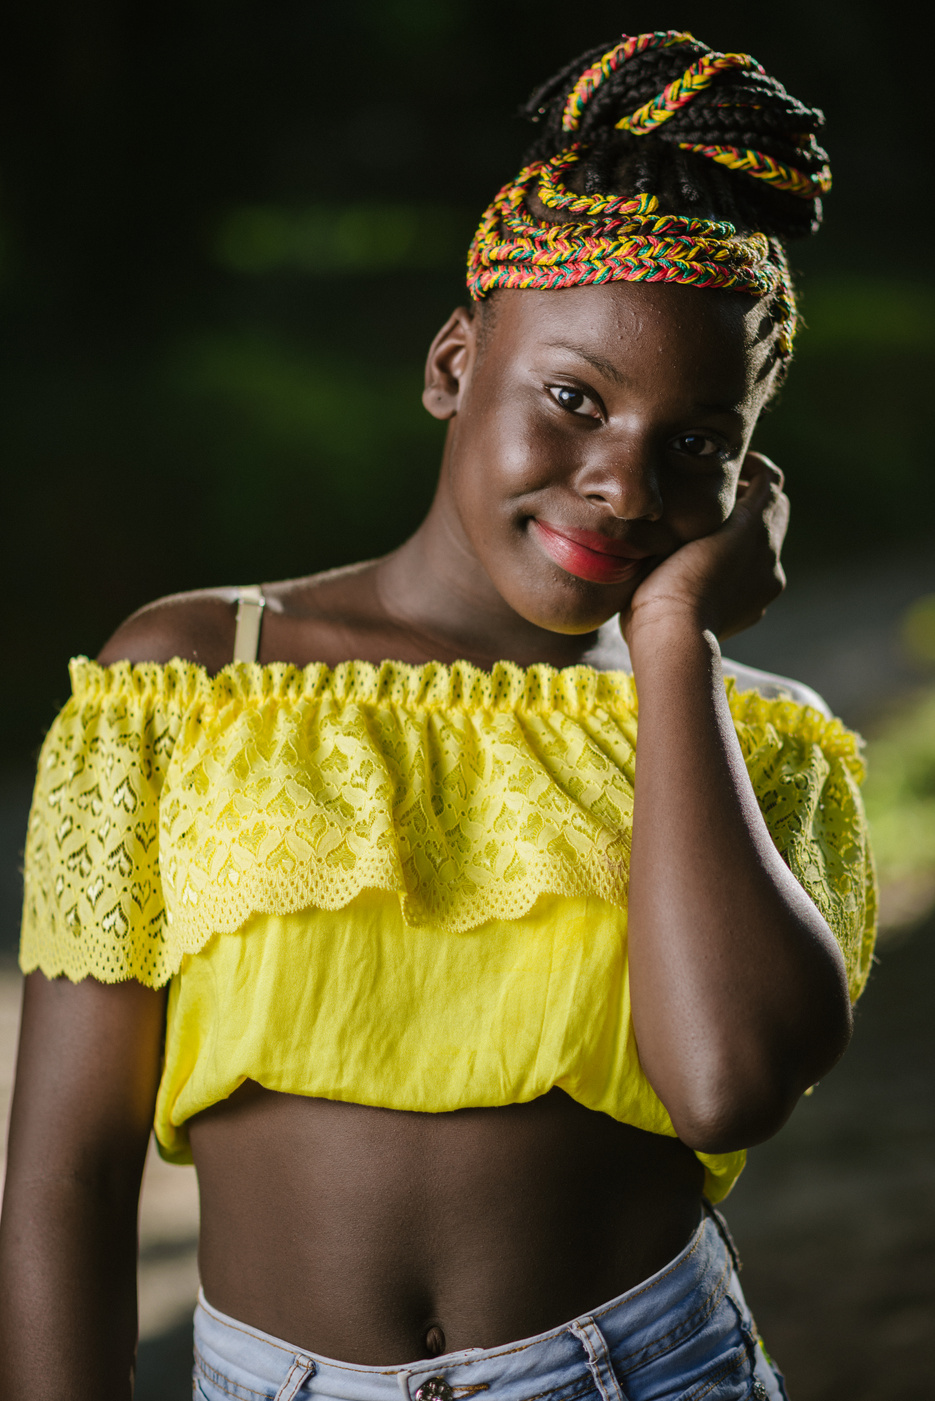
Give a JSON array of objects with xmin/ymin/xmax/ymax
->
[{"xmin": 480, "ymin": 279, "xmax": 771, "ymax": 404}]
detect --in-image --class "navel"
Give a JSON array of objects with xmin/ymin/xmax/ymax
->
[{"xmin": 423, "ymin": 1323, "xmax": 447, "ymax": 1357}]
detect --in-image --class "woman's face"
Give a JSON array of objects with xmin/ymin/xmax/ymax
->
[{"xmin": 424, "ymin": 278, "xmax": 779, "ymax": 637}]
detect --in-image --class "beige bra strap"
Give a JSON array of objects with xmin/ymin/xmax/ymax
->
[{"xmin": 233, "ymin": 584, "xmax": 266, "ymax": 663}]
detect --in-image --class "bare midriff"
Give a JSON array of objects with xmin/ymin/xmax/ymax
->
[{"xmin": 189, "ymin": 1084, "xmax": 704, "ymax": 1366}]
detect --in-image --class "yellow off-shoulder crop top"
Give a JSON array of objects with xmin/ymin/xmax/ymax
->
[{"xmin": 20, "ymin": 656, "xmax": 877, "ymax": 1203}]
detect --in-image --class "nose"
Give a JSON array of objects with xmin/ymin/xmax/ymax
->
[{"xmin": 575, "ymin": 442, "xmax": 664, "ymax": 522}]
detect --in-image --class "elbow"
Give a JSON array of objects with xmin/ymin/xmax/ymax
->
[
  {"xmin": 671, "ymin": 1088, "xmax": 802, "ymax": 1155},
  {"xmin": 665, "ymin": 1001, "xmax": 855, "ymax": 1155}
]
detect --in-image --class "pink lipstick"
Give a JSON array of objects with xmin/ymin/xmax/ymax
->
[{"xmin": 530, "ymin": 519, "xmax": 650, "ymax": 585}]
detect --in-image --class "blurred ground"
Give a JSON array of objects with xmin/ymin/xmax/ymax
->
[
  {"xmin": 724, "ymin": 546, "xmax": 935, "ymax": 729},
  {"xmin": 729, "ymin": 919, "xmax": 934, "ymax": 1401},
  {"xmin": 1, "ymin": 549, "xmax": 933, "ymax": 1399}
]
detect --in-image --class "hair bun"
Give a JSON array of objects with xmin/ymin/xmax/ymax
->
[{"xmin": 521, "ymin": 31, "xmax": 830, "ymax": 240}]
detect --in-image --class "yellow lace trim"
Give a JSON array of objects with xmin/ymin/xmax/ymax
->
[{"xmin": 20, "ymin": 656, "xmax": 875, "ymax": 994}]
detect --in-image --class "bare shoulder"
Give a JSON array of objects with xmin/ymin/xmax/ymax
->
[
  {"xmin": 721, "ymin": 657, "xmax": 832, "ymax": 718},
  {"xmin": 96, "ymin": 586, "xmax": 240, "ymax": 673},
  {"xmin": 95, "ymin": 562, "xmax": 386, "ymax": 674}
]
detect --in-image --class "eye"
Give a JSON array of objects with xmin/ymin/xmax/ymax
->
[
  {"xmin": 671, "ymin": 433, "xmax": 726, "ymax": 459},
  {"xmin": 548, "ymin": 385, "xmax": 601, "ymax": 419}
]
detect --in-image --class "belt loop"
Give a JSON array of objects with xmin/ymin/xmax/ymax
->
[
  {"xmin": 570, "ymin": 1319, "xmax": 631, "ymax": 1401},
  {"xmin": 398, "ymin": 1371, "xmax": 414, "ymax": 1401},
  {"xmin": 274, "ymin": 1353, "xmax": 316, "ymax": 1401},
  {"xmin": 702, "ymin": 1196, "xmax": 743, "ymax": 1275}
]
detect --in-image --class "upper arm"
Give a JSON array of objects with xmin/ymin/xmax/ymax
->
[
  {"xmin": 0, "ymin": 975, "xmax": 167, "ymax": 1396},
  {"xmin": 13, "ymin": 585, "xmax": 192, "ymax": 1166},
  {"xmin": 4, "ymin": 973, "xmax": 168, "ymax": 1189}
]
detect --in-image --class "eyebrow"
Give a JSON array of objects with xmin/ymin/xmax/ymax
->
[
  {"xmin": 693, "ymin": 402, "xmax": 745, "ymax": 420},
  {"xmin": 543, "ymin": 342, "xmax": 624, "ymax": 384}
]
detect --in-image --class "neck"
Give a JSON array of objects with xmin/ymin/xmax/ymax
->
[{"xmin": 373, "ymin": 489, "xmax": 627, "ymax": 674}]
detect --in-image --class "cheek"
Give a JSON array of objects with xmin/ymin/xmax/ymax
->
[
  {"xmin": 668, "ymin": 471, "xmax": 739, "ymax": 539},
  {"xmin": 717, "ymin": 473, "xmax": 741, "ymax": 518},
  {"xmin": 453, "ymin": 388, "xmax": 563, "ymax": 516}
]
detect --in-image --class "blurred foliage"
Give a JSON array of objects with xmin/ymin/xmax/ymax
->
[
  {"xmin": 167, "ymin": 329, "xmax": 443, "ymax": 558},
  {"xmin": 798, "ymin": 279, "xmax": 935, "ymax": 353},
  {"xmin": 751, "ymin": 276, "xmax": 935, "ymax": 555},
  {"xmin": 900, "ymin": 595, "xmax": 935, "ymax": 667},
  {"xmin": 215, "ymin": 203, "xmax": 476, "ymax": 274},
  {"xmin": 864, "ymin": 686, "xmax": 935, "ymax": 930},
  {"xmin": 0, "ymin": 0, "xmax": 932, "ymax": 762}
]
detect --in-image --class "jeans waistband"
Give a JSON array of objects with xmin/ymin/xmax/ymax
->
[{"xmin": 193, "ymin": 1209, "xmax": 749, "ymax": 1401}]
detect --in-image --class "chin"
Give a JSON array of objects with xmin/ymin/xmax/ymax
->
[
  {"xmin": 503, "ymin": 576, "xmax": 634, "ymax": 637},
  {"xmin": 534, "ymin": 612, "xmax": 617, "ymax": 637}
]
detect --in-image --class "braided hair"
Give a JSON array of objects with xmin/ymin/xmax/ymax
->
[
  {"xmin": 467, "ymin": 33, "xmax": 831, "ymax": 377},
  {"xmin": 521, "ymin": 33, "xmax": 829, "ymax": 242}
]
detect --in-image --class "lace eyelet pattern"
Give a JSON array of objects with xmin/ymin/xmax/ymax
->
[{"xmin": 20, "ymin": 656, "xmax": 875, "ymax": 1002}]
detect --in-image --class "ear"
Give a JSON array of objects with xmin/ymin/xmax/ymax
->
[{"xmin": 422, "ymin": 306, "xmax": 478, "ymax": 421}]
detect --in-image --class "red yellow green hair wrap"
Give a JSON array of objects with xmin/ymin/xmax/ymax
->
[
  {"xmin": 560, "ymin": 31, "xmax": 694, "ymax": 131},
  {"xmin": 613, "ymin": 50, "xmax": 768, "ymax": 137},
  {"xmin": 677, "ymin": 144, "xmax": 832, "ymax": 199},
  {"xmin": 466, "ymin": 147, "xmax": 798, "ymax": 356},
  {"xmin": 466, "ymin": 32, "xmax": 829, "ymax": 359},
  {"xmin": 559, "ymin": 29, "xmax": 831, "ymax": 201}
]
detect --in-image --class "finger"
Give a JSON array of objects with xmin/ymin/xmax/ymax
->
[
  {"xmin": 732, "ymin": 459, "xmax": 786, "ymax": 524},
  {"xmin": 737, "ymin": 484, "xmax": 788, "ymax": 546},
  {"xmin": 741, "ymin": 450, "xmax": 784, "ymax": 492}
]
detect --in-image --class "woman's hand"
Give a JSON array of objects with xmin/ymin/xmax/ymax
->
[{"xmin": 623, "ymin": 452, "xmax": 789, "ymax": 645}]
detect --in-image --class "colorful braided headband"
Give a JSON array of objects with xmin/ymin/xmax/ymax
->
[
  {"xmin": 466, "ymin": 147, "xmax": 798, "ymax": 355},
  {"xmin": 466, "ymin": 31, "xmax": 831, "ymax": 357}
]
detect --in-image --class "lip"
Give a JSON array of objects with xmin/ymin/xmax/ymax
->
[{"xmin": 530, "ymin": 519, "xmax": 651, "ymax": 585}]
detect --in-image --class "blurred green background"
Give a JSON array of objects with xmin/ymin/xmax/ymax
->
[
  {"xmin": 0, "ymin": 0, "xmax": 933, "ymax": 762},
  {"xmin": 1, "ymin": 6, "xmax": 934, "ymax": 1398}
]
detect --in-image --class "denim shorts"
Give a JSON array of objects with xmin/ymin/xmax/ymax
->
[{"xmin": 192, "ymin": 1210, "xmax": 787, "ymax": 1401}]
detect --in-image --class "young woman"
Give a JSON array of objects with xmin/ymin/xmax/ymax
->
[{"xmin": 0, "ymin": 29, "xmax": 875, "ymax": 1401}]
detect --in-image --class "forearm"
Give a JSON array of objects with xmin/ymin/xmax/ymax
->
[
  {"xmin": 627, "ymin": 615, "xmax": 851, "ymax": 1151},
  {"xmin": 0, "ymin": 1172, "xmax": 140, "ymax": 1400}
]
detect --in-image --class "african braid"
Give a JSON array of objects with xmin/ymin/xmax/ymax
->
[{"xmin": 466, "ymin": 31, "xmax": 831, "ymax": 365}]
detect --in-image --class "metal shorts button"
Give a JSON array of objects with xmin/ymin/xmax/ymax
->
[
  {"xmin": 752, "ymin": 1382, "xmax": 768, "ymax": 1399},
  {"xmin": 415, "ymin": 1379, "xmax": 454, "ymax": 1401}
]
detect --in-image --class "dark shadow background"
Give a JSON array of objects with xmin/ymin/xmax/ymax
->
[
  {"xmin": 1, "ymin": 4, "xmax": 933, "ymax": 1399},
  {"xmin": 0, "ymin": 0, "xmax": 933, "ymax": 761}
]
